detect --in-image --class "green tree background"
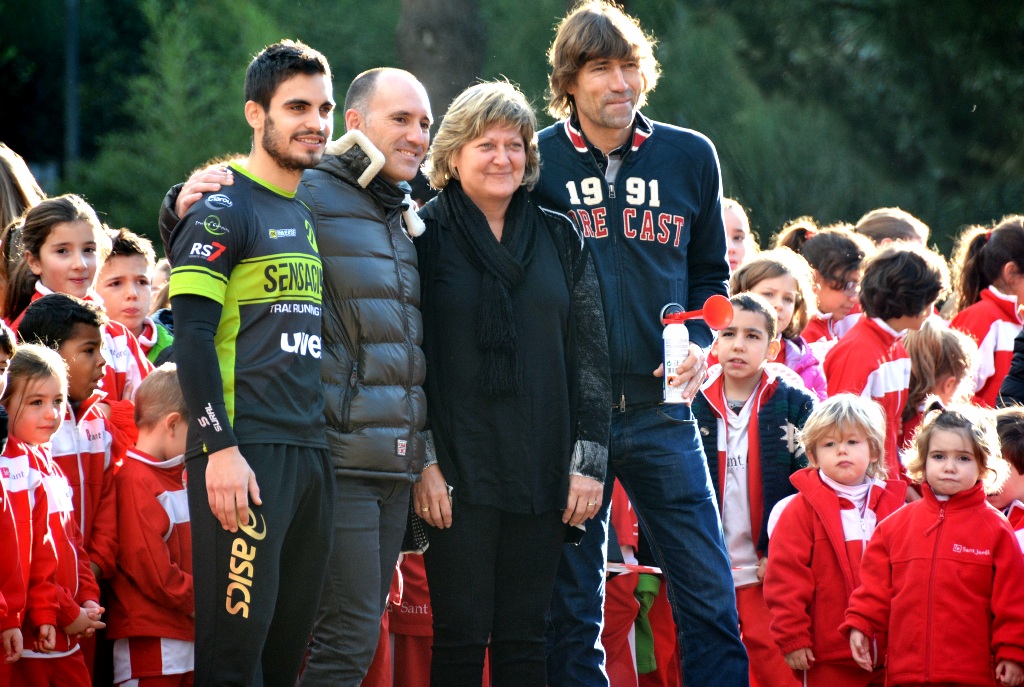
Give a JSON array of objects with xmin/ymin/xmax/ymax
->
[{"xmin": 1, "ymin": 0, "xmax": 1020, "ymax": 255}]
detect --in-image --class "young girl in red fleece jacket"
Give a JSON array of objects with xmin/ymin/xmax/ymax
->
[
  {"xmin": 0, "ymin": 345, "xmax": 104, "ymax": 687},
  {"xmin": 843, "ymin": 402, "xmax": 1024, "ymax": 687},
  {"xmin": 764, "ymin": 394, "xmax": 906, "ymax": 686}
]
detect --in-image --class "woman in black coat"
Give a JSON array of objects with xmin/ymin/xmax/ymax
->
[{"xmin": 411, "ymin": 81, "xmax": 611, "ymax": 687}]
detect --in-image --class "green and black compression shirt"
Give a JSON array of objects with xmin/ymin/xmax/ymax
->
[{"xmin": 169, "ymin": 162, "xmax": 327, "ymax": 457}]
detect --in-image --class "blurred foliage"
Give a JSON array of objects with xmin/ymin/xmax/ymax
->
[
  {"xmin": 716, "ymin": 0, "xmax": 1024, "ymax": 252},
  {"xmin": 0, "ymin": 0, "xmax": 1021, "ymax": 255},
  {"xmin": 63, "ymin": 0, "xmax": 281, "ymax": 233}
]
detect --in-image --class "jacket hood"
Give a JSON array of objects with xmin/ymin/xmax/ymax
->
[
  {"xmin": 324, "ymin": 129, "xmax": 385, "ymax": 187},
  {"xmin": 783, "ymin": 336, "xmax": 816, "ymax": 373},
  {"xmin": 318, "ymin": 130, "xmax": 425, "ymax": 237}
]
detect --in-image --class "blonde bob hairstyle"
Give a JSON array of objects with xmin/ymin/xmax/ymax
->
[
  {"xmin": 907, "ymin": 399, "xmax": 1009, "ymax": 494},
  {"xmin": 422, "ymin": 81, "xmax": 540, "ymax": 192},
  {"xmin": 730, "ymin": 248, "xmax": 815, "ymax": 340},
  {"xmin": 800, "ymin": 394, "xmax": 888, "ymax": 480}
]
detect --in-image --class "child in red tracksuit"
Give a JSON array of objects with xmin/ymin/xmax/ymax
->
[
  {"xmin": 764, "ymin": 394, "xmax": 906, "ymax": 686},
  {"xmin": 3, "ymin": 194, "xmax": 152, "ymax": 402},
  {"xmin": 95, "ymin": 227, "xmax": 174, "ymax": 365},
  {"xmin": 825, "ymin": 243, "xmax": 950, "ymax": 482},
  {"xmin": 843, "ymin": 402, "xmax": 1024, "ymax": 687},
  {"xmin": 949, "ymin": 216, "xmax": 1024, "ymax": 408},
  {"xmin": 107, "ymin": 364, "xmax": 193, "ymax": 686},
  {"xmin": 775, "ymin": 218, "xmax": 874, "ymax": 359},
  {"xmin": 0, "ymin": 344, "xmax": 104, "ymax": 687},
  {"xmin": 18, "ymin": 293, "xmax": 138, "ymax": 584}
]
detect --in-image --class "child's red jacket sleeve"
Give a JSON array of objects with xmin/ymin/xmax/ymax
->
[
  {"xmin": 52, "ymin": 517, "xmax": 99, "ymax": 631},
  {"xmin": 72, "ymin": 516, "xmax": 100, "ymax": 607},
  {"xmin": 840, "ymin": 525, "xmax": 893, "ymax": 638},
  {"xmin": 0, "ymin": 493, "xmax": 25, "ymax": 631},
  {"xmin": 86, "ymin": 404, "xmax": 134, "ymax": 579},
  {"xmin": 991, "ymin": 522, "xmax": 1024, "ymax": 665},
  {"xmin": 26, "ymin": 482, "xmax": 59, "ymax": 631},
  {"xmin": 763, "ymin": 497, "xmax": 816, "ymax": 655}
]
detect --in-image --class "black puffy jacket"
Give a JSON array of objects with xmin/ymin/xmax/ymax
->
[{"xmin": 297, "ymin": 131, "xmax": 426, "ymax": 480}]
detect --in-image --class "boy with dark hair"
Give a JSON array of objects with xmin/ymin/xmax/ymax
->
[
  {"xmin": 824, "ymin": 244, "xmax": 950, "ymax": 481},
  {"xmin": 107, "ymin": 364, "xmax": 193, "ymax": 687},
  {"xmin": 693, "ymin": 293, "xmax": 816, "ymax": 686},
  {"xmin": 96, "ymin": 227, "xmax": 173, "ymax": 365},
  {"xmin": 991, "ymin": 406, "xmax": 1024, "ymax": 549}
]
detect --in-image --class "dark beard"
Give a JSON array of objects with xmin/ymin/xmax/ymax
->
[{"xmin": 262, "ymin": 115, "xmax": 322, "ymax": 171}]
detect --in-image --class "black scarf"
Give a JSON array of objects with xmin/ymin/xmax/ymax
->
[{"xmin": 438, "ymin": 180, "xmax": 537, "ymax": 395}]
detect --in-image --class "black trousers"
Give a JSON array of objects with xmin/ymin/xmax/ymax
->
[
  {"xmin": 187, "ymin": 444, "xmax": 334, "ymax": 687},
  {"xmin": 424, "ymin": 500, "xmax": 566, "ymax": 687}
]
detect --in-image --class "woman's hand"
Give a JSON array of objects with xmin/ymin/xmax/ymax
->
[
  {"xmin": 563, "ymin": 475, "xmax": 603, "ymax": 527},
  {"xmin": 414, "ymin": 464, "xmax": 452, "ymax": 529}
]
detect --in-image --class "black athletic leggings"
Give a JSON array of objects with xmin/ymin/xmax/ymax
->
[{"xmin": 187, "ymin": 444, "xmax": 334, "ymax": 687}]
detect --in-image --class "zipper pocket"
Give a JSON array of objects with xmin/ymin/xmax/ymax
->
[{"xmin": 341, "ymin": 360, "xmax": 358, "ymax": 429}]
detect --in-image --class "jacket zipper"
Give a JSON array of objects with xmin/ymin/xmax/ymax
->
[
  {"xmin": 924, "ymin": 503, "xmax": 946, "ymax": 681},
  {"xmin": 596, "ymin": 154, "xmax": 627, "ymax": 405},
  {"xmin": 384, "ymin": 198, "xmax": 416, "ymax": 460},
  {"xmin": 68, "ymin": 405, "xmax": 87, "ymax": 535}
]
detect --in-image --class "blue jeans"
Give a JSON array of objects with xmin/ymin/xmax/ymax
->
[
  {"xmin": 300, "ymin": 476, "xmax": 410, "ymax": 687},
  {"xmin": 546, "ymin": 402, "xmax": 748, "ymax": 686}
]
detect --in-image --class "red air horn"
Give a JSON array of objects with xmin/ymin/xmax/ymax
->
[
  {"xmin": 660, "ymin": 295, "xmax": 733, "ymax": 403},
  {"xmin": 660, "ymin": 294, "xmax": 734, "ymax": 329}
]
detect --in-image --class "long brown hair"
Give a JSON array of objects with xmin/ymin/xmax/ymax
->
[
  {"xmin": 950, "ymin": 215, "xmax": 1024, "ymax": 314},
  {"xmin": 730, "ymin": 248, "xmax": 815, "ymax": 339},
  {"xmin": 907, "ymin": 400, "xmax": 1008, "ymax": 494},
  {"xmin": 0, "ymin": 194, "xmax": 108, "ymax": 320},
  {"xmin": 902, "ymin": 319, "xmax": 977, "ymax": 424}
]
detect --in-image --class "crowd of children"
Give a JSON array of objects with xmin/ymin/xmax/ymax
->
[
  {"xmin": 600, "ymin": 204, "xmax": 1024, "ymax": 687},
  {"xmin": 0, "ymin": 187, "xmax": 180, "ymax": 686},
  {"xmin": 1, "ymin": 155, "xmax": 1024, "ymax": 687}
]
